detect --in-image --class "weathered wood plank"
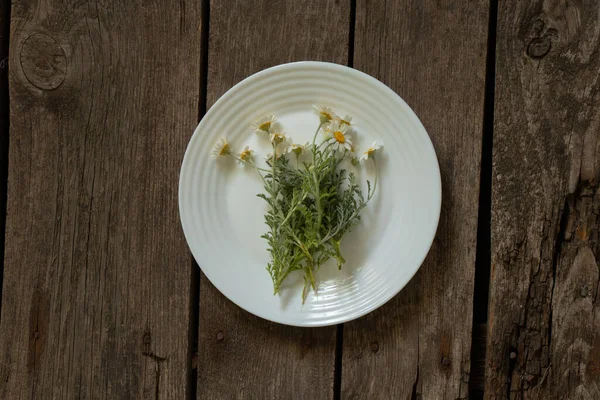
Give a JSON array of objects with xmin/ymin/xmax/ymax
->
[
  {"xmin": 0, "ymin": 0, "xmax": 10, "ymax": 322},
  {"xmin": 0, "ymin": 1, "xmax": 201, "ymax": 398},
  {"xmin": 487, "ymin": 1, "xmax": 600, "ymax": 398},
  {"xmin": 342, "ymin": 1, "xmax": 489, "ymax": 399},
  {"xmin": 197, "ymin": 1, "xmax": 349, "ymax": 398}
]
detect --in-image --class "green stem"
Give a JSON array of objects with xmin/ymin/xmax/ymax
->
[
  {"xmin": 280, "ymin": 192, "xmax": 308, "ymax": 226},
  {"xmin": 310, "ymin": 123, "xmax": 327, "ymax": 234},
  {"xmin": 271, "ymin": 143, "xmax": 278, "ymax": 192},
  {"xmin": 368, "ymin": 158, "xmax": 379, "ymax": 201},
  {"xmin": 292, "ymin": 236, "xmax": 312, "ymax": 261},
  {"xmin": 330, "ymin": 238, "xmax": 346, "ymax": 270},
  {"xmin": 229, "ymin": 155, "xmax": 270, "ymax": 173},
  {"xmin": 229, "ymin": 155, "xmax": 270, "ymax": 188},
  {"xmin": 306, "ymin": 262, "xmax": 317, "ymax": 292},
  {"xmin": 302, "ymin": 279, "xmax": 309, "ymax": 304},
  {"xmin": 312, "ymin": 122, "xmax": 325, "ymax": 163}
]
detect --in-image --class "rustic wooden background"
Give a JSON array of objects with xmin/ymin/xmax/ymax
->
[{"xmin": 0, "ymin": 0, "xmax": 598, "ymax": 399}]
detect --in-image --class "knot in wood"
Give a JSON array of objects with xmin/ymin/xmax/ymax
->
[
  {"xmin": 527, "ymin": 36, "xmax": 551, "ymax": 59},
  {"xmin": 369, "ymin": 342, "xmax": 379, "ymax": 353},
  {"xmin": 509, "ymin": 351, "xmax": 517, "ymax": 359},
  {"xmin": 580, "ymin": 286, "xmax": 588, "ymax": 298},
  {"xmin": 441, "ymin": 357, "xmax": 450, "ymax": 367},
  {"xmin": 216, "ymin": 331, "xmax": 224, "ymax": 341},
  {"xmin": 20, "ymin": 33, "xmax": 67, "ymax": 90},
  {"xmin": 143, "ymin": 331, "xmax": 152, "ymax": 346},
  {"xmin": 33, "ymin": 331, "xmax": 40, "ymax": 339}
]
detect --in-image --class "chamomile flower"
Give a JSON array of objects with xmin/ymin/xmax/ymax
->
[
  {"xmin": 327, "ymin": 121, "xmax": 353, "ymax": 153},
  {"xmin": 252, "ymin": 115, "xmax": 276, "ymax": 133},
  {"xmin": 337, "ymin": 115, "xmax": 353, "ymax": 126},
  {"xmin": 211, "ymin": 137, "xmax": 231, "ymax": 158},
  {"xmin": 238, "ymin": 146, "xmax": 253, "ymax": 163},
  {"xmin": 270, "ymin": 131, "xmax": 287, "ymax": 145},
  {"xmin": 286, "ymin": 141, "xmax": 310, "ymax": 156},
  {"xmin": 359, "ymin": 141, "xmax": 383, "ymax": 162},
  {"xmin": 313, "ymin": 104, "xmax": 336, "ymax": 125}
]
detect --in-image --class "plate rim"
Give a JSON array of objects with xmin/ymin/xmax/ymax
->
[{"xmin": 179, "ymin": 61, "xmax": 442, "ymax": 327}]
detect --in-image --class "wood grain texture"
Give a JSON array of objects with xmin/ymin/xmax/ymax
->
[
  {"xmin": 0, "ymin": 0, "xmax": 10, "ymax": 322},
  {"xmin": 487, "ymin": 0, "xmax": 600, "ymax": 398},
  {"xmin": 0, "ymin": 1, "xmax": 201, "ymax": 398},
  {"xmin": 197, "ymin": 1, "xmax": 349, "ymax": 398},
  {"xmin": 342, "ymin": 1, "xmax": 488, "ymax": 399}
]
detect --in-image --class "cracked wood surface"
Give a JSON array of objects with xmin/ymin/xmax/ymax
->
[
  {"xmin": 195, "ymin": 1, "xmax": 347, "ymax": 398},
  {"xmin": 487, "ymin": 0, "xmax": 600, "ymax": 398},
  {"xmin": 0, "ymin": 1, "xmax": 201, "ymax": 398},
  {"xmin": 341, "ymin": 1, "xmax": 489, "ymax": 399}
]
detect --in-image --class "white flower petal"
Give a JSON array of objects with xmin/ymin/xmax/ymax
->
[
  {"xmin": 212, "ymin": 138, "xmax": 230, "ymax": 158},
  {"xmin": 238, "ymin": 145, "xmax": 254, "ymax": 163},
  {"xmin": 339, "ymin": 115, "xmax": 352, "ymax": 125},
  {"xmin": 269, "ymin": 132, "xmax": 287, "ymax": 145},
  {"xmin": 313, "ymin": 104, "xmax": 337, "ymax": 124},
  {"xmin": 252, "ymin": 115, "xmax": 277, "ymax": 133}
]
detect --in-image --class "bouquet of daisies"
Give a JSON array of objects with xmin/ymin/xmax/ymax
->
[{"xmin": 212, "ymin": 105, "xmax": 383, "ymax": 302}]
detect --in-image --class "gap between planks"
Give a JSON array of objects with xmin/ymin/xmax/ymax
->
[
  {"xmin": 333, "ymin": 1, "xmax": 357, "ymax": 398},
  {"xmin": 188, "ymin": 0, "xmax": 210, "ymax": 400},
  {"xmin": 469, "ymin": 0, "xmax": 498, "ymax": 398},
  {"xmin": 188, "ymin": 0, "xmax": 210, "ymax": 398}
]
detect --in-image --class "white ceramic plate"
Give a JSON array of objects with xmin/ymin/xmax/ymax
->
[{"xmin": 179, "ymin": 62, "xmax": 441, "ymax": 327}]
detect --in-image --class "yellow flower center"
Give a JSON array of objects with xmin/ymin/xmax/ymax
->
[
  {"xmin": 292, "ymin": 145, "xmax": 303, "ymax": 155},
  {"xmin": 321, "ymin": 112, "xmax": 332, "ymax": 121},
  {"xmin": 219, "ymin": 143, "xmax": 230, "ymax": 156},
  {"xmin": 366, "ymin": 147, "xmax": 375, "ymax": 155},
  {"xmin": 333, "ymin": 131, "xmax": 345, "ymax": 144},
  {"xmin": 272, "ymin": 133, "xmax": 284, "ymax": 144},
  {"xmin": 259, "ymin": 121, "xmax": 271, "ymax": 131},
  {"xmin": 240, "ymin": 149, "xmax": 251, "ymax": 161},
  {"xmin": 340, "ymin": 119, "xmax": 351, "ymax": 126}
]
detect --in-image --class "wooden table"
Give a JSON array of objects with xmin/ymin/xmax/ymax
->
[{"xmin": 0, "ymin": 1, "xmax": 598, "ymax": 399}]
